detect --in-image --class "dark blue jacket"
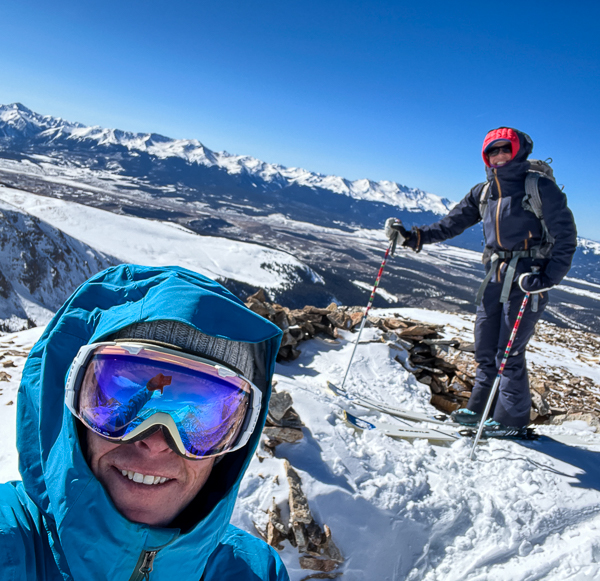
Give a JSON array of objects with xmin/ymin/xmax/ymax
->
[{"xmin": 418, "ymin": 130, "xmax": 577, "ymax": 288}]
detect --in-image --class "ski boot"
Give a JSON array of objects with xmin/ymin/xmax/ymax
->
[
  {"xmin": 450, "ymin": 408, "xmax": 482, "ymax": 426},
  {"xmin": 481, "ymin": 419, "xmax": 529, "ymax": 439}
]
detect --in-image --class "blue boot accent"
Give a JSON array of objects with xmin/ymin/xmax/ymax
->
[{"xmin": 450, "ymin": 408, "xmax": 482, "ymax": 426}]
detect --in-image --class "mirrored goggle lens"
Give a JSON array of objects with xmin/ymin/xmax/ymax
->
[{"xmin": 77, "ymin": 345, "xmax": 252, "ymax": 458}]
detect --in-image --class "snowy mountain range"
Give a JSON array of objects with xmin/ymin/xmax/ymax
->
[
  {"xmin": 0, "ymin": 103, "xmax": 454, "ymax": 215},
  {"xmin": 0, "ymin": 102, "xmax": 599, "ymax": 335}
]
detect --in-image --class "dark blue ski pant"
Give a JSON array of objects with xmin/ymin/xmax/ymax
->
[{"xmin": 466, "ymin": 281, "xmax": 549, "ymax": 428}]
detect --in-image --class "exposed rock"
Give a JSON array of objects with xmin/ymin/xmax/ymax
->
[
  {"xmin": 430, "ymin": 394, "xmax": 460, "ymax": 413},
  {"xmin": 247, "ymin": 288, "xmax": 271, "ymax": 304},
  {"xmin": 383, "ymin": 317, "xmax": 408, "ymax": 330},
  {"xmin": 547, "ymin": 412, "xmax": 600, "ymax": 428},
  {"xmin": 265, "ymin": 498, "xmax": 288, "ymax": 550},
  {"xmin": 0, "ymin": 349, "xmax": 29, "ymax": 358},
  {"xmin": 263, "ymin": 427, "xmax": 304, "ymax": 445},
  {"xmin": 299, "ymin": 557, "xmax": 339, "ymax": 572},
  {"xmin": 282, "ymin": 460, "xmax": 343, "ymax": 571},
  {"xmin": 250, "ymin": 293, "xmax": 600, "ymax": 427},
  {"xmin": 268, "ymin": 390, "xmax": 294, "ymax": 421},
  {"xmin": 397, "ymin": 325, "xmax": 439, "ymax": 340},
  {"xmin": 264, "ymin": 389, "xmax": 304, "ymax": 447},
  {"xmin": 326, "ymin": 311, "xmax": 351, "ymax": 330},
  {"xmin": 349, "ymin": 312, "xmax": 364, "ymax": 327},
  {"xmin": 286, "ymin": 461, "xmax": 312, "ymax": 526},
  {"xmin": 531, "ymin": 390, "xmax": 551, "ymax": 418}
]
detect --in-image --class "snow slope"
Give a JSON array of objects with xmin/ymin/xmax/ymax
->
[
  {"xmin": 3, "ymin": 308, "xmax": 600, "ymax": 580},
  {"xmin": 238, "ymin": 309, "xmax": 600, "ymax": 580},
  {"xmin": 0, "ymin": 186, "xmax": 322, "ymax": 294}
]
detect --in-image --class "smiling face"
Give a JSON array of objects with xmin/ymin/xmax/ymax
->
[
  {"xmin": 486, "ymin": 139, "xmax": 513, "ymax": 167},
  {"xmin": 86, "ymin": 428, "xmax": 215, "ymax": 526}
]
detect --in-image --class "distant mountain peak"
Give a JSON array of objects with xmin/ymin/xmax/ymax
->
[
  {"xmin": 0, "ymin": 103, "xmax": 456, "ymax": 214},
  {"xmin": 8, "ymin": 102, "xmax": 32, "ymax": 113}
]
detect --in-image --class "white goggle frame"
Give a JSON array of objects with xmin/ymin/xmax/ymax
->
[{"xmin": 65, "ymin": 341, "xmax": 262, "ymax": 459}]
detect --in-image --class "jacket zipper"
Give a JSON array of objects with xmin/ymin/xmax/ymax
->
[{"xmin": 129, "ymin": 549, "xmax": 159, "ymax": 581}]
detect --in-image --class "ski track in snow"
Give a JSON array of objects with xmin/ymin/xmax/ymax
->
[{"xmin": 2, "ymin": 309, "xmax": 600, "ymax": 579}]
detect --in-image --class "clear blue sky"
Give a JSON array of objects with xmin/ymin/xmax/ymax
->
[{"xmin": 2, "ymin": 0, "xmax": 599, "ymax": 240}]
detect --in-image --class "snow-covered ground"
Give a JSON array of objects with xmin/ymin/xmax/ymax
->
[
  {"xmin": 0, "ymin": 187, "xmax": 322, "ymax": 293},
  {"xmin": 3, "ymin": 307, "xmax": 600, "ymax": 580}
]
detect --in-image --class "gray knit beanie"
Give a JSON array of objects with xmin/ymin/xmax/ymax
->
[{"xmin": 110, "ymin": 320, "xmax": 255, "ymax": 380}]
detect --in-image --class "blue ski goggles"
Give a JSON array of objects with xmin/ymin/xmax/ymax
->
[{"xmin": 65, "ymin": 341, "xmax": 262, "ymax": 459}]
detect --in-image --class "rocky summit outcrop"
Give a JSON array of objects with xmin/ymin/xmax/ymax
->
[
  {"xmin": 246, "ymin": 290, "xmax": 600, "ymax": 427},
  {"xmin": 249, "ymin": 290, "xmax": 599, "ymax": 577},
  {"xmin": 255, "ymin": 383, "xmax": 344, "ymax": 578}
]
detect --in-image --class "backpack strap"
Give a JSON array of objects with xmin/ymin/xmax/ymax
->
[
  {"xmin": 478, "ymin": 182, "xmax": 491, "ymax": 219},
  {"xmin": 524, "ymin": 172, "xmax": 555, "ymax": 247},
  {"xmin": 475, "ymin": 174, "xmax": 556, "ymax": 305},
  {"xmin": 475, "ymin": 253, "xmax": 498, "ymax": 305}
]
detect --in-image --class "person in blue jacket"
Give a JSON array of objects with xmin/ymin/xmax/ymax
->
[
  {"xmin": 385, "ymin": 127, "xmax": 577, "ymax": 437},
  {"xmin": 0, "ymin": 264, "xmax": 290, "ymax": 581}
]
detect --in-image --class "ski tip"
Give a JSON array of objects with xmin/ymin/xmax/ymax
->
[
  {"xmin": 343, "ymin": 410, "xmax": 376, "ymax": 431},
  {"xmin": 326, "ymin": 381, "xmax": 346, "ymax": 397}
]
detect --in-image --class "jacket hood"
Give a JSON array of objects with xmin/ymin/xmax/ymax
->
[
  {"xmin": 482, "ymin": 127, "xmax": 534, "ymax": 184},
  {"xmin": 16, "ymin": 264, "xmax": 283, "ymax": 581},
  {"xmin": 482, "ymin": 127, "xmax": 533, "ymax": 168}
]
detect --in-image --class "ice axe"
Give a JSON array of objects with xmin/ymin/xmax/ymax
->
[
  {"xmin": 339, "ymin": 239, "xmax": 395, "ymax": 392},
  {"xmin": 469, "ymin": 291, "xmax": 531, "ymax": 460}
]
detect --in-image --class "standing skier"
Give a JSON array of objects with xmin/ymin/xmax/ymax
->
[
  {"xmin": 0, "ymin": 264, "xmax": 289, "ymax": 581},
  {"xmin": 385, "ymin": 127, "xmax": 577, "ymax": 436}
]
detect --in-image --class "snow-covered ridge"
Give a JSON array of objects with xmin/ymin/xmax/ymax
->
[
  {"xmin": 0, "ymin": 103, "xmax": 454, "ymax": 214},
  {"xmin": 0, "ymin": 185, "xmax": 323, "ymax": 331},
  {"xmin": 577, "ymin": 237, "xmax": 600, "ymax": 255}
]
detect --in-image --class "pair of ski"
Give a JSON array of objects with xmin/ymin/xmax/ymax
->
[{"xmin": 326, "ymin": 381, "xmax": 538, "ymax": 443}]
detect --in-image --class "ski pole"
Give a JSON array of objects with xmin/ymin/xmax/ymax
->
[
  {"xmin": 340, "ymin": 239, "xmax": 395, "ymax": 392},
  {"xmin": 469, "ymin": 291, "xmax": 530, "ymax": 460}
]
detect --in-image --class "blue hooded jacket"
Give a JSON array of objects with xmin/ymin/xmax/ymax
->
[{"xmin": 0, "ymin": 264, "xmax": 288, "ymax": 581}]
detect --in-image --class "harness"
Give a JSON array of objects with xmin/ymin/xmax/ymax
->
[
  {"xmin": 476, "ymin": 249, "xmax": 541, "ymax": 305},
  {"xmin": 475, "ymin": 171, "xmax": 554, "ymax": 305}
]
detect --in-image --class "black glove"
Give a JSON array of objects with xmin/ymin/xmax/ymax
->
[
  {"xmin": 518, "ymin": 272, "xmax": 553, "ymax": 294},
  {"xmin": 384, "ymin": 218, "xmax": 422, "ymax": 252}
]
